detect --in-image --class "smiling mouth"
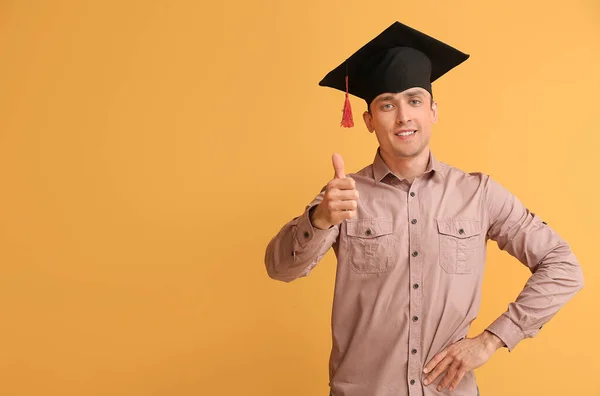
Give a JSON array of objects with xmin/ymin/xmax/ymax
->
[{"xmin": 395, "ymin": 130, "xmax": 416, "ymax": 137}]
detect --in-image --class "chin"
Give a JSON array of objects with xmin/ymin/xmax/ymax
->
[{"xmin": 393, "ymin": 148, "xmax": 422, "ymax": 159}]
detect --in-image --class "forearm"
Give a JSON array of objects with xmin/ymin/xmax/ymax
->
[
  {"xmin": 265, "ymin": 205, "xmax": 339, "ymax": 282},
  {"xmin": 486, "ymin": 244, "xmax": 584, "ymax": 350},
  {"xmin": 484, "ymin": 176, "xmax": 584, "ymax": 350}
]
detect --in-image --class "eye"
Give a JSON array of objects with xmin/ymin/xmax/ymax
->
[
  {"xmin": 381, "ymin": 103, "xmax": 394, "ymax": 110},
  {"xmin": 410, "ymin": 99, "xmax": 422, "ymax": 105}
]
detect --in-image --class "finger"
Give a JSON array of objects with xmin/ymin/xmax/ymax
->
[
  {"xmin": 327, "ymin": 178, "xmax": 356, "ymax": 192},
  {"xmin": 330, "ymin": 189, "xmax": 359, "ymax": 201},
  {"xmin": 329, "ymin": 200, "xmax": 358, "ymax": 211},
  {"xmin": 332, "ymin": 153, "xmax": 346, "ymax": 180},
  {"xmin": 437, "ymin": 360, "xmax": 461, "ymax": 392},
  {"xmin": 424, "ymin": 349, "xmax": 448, "ymax": 374},
  {"xmin": 334, "ymin": 209, "xmax": 356, "ymax": 221},
  {"xmin": 449, "ymin": 368, "xmax": 467, "ymax": 392},
  {"xmin": 424, "ymin": 356, "xmax": 452, "ymax": 386}
]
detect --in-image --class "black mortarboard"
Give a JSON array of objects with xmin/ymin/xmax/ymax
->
[{"xmin": 319, "ymin": 21, "xmax": 469, "ymax": 127}]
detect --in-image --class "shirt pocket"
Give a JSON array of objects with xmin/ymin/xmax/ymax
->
[
  {"xmin": 346, "ymin": 218, "xmax": 396, "ymax": 274},
  {"xmin": 436, "ymin": 219, "xmax": 481, "ymax": 274}
]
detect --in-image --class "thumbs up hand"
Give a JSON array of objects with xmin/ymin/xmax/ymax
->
[
  {"xmin": 332, "ymin": 152, "xmax": 346, "ymax": 179},
  {"xmin": 310, "ymin": 153, "xmax": 359, "ymax": 230}
]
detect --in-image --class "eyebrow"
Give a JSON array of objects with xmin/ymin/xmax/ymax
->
[
  {"xmin": 374, "ymin": 90, "xmax": 425, "ymax": 103},
  {"xmin": 403, "ymin": 90, "xmax": 425, "ymax": 97},
  {"xmin": 374, "ymin": 94, "xmax": 398, "ymax": 103}
]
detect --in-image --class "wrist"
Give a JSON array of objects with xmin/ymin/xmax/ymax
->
[
  {"xmin": 481, "ymin": 330, "xmax": 505, "ymax": 351},
  {"xmin": 309, "ymin": 206, "xmax": 331, "ymax": 230}
]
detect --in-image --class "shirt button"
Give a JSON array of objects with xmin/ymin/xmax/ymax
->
[
  {"xmin": 291, "ymin": 251, "xmax": 295, "ymax": 256},
  {"xmin": 412, "ymin": 251, "xmax": 418, "ymax": 257},
  {"xmin": 458, "ymin": 228, "xmax": 465, "ymax": 235},
  {"xmin": 410, "ymin": 380, "xmax": 416, "ymax": 385},
  {"xmin": 304, "ymin": 231, "xmax": 310, "ymax": 238},
  {"xmin": 412, "ymin": 316, "xmax": 419, "ymax": 322},
  {"xmin": 410, "ymin": 192, "xmax": 416, "ymax": 197},
  {"xmin": 413, "ymin": 283, "xmax": 419, "ymax": 289},
  {"xmin": 365, "ymin": 228, "xmax": 372, "ymax": 236},
  {"xmin": 411, "ymin": 219, "xmax": 417, "ymax": 224},
  {"xmin": 411, "ymin": 349, "xmax": 418, "ymax": 354}
]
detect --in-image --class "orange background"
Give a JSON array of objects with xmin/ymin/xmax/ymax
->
[{"xmin": 0, "ymin": 1, "xmax": 598, "ymax": 395}]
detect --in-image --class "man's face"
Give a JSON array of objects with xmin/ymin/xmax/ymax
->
[{"xmin": 363, "ymin": 87, "xmax": 438, "ymax": 160}]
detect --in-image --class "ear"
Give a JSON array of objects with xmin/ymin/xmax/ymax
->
[
  {"xmin": 363, "ymin": 111, "xmax": 374, "ymax": 133},
  {"xmin": 431, "ymin": 101, "xmax": 439, "ymax": 124}
]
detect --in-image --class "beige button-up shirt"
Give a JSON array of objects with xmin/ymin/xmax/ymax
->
[{"xmin": 265, "ymin": 150, "xmax": 583, "ymax": 396}]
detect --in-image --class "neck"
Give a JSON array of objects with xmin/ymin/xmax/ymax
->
[{"xmin": 380, "ymin": 147, "xmax": 431, "ymax": 183}]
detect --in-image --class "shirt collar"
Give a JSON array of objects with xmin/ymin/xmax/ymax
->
[{"xmin": 372, "ymin": 148, "xmax": 445, "ymax": 183}]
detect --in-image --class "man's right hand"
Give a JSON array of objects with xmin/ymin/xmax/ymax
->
[{"xmin": 310, "ymin": 153, "xmax": 359, "ymax": 230}]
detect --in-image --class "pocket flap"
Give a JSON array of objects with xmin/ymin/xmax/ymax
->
[
  {"xmin": 347, "ymin": 218, "xmax": 393, "ymax": 238},
  {"xmin": 436, "ymin": 219, "xmax": 480, "ymax": 238}
]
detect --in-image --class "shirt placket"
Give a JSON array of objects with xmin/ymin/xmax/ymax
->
[{"xmin": 407, "ymin": 179, "xmax": 424, "ymax": 396}]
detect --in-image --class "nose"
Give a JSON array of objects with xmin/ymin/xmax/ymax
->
[{"xmin": 396, "ymin": 105, "xmax": 411, "ymax": 124}]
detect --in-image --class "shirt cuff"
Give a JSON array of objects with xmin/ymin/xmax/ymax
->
[
  {"xmin": 486, "ymin": 315, "xmax": 526, "ymax": 352},
  {"xmin": 294, "ymin": 205, "xmax": 335, "ymax": 249}
]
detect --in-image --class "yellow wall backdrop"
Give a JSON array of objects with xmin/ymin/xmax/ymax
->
[{"xmin": 0, "ymin": 1, "xmax": 598, "ymax": 395}]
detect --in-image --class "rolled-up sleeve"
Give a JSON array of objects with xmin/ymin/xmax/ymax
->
[
  {"xmin": 483, "ymin": 176, "xmax": 584, "ymax": 351},
  {"xmin": 265, "ymin": 189, "xmax": 340, "ymax": 283}
]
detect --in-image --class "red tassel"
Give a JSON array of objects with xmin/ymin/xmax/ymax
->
[{"xmin": 341, "ymin": 75, "xmax": 354, "ymax": 128}]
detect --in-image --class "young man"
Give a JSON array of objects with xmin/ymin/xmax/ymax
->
[{"xmin": 264, "ymin": 21, "xmax": 583, "ymax": 396}]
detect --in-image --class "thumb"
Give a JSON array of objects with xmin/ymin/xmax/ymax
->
[{"xmin": 332, "ymin": 153, "xmax": 346, "ymax": 179}]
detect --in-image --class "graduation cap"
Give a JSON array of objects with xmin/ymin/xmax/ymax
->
[{"xmin": 319, "ymin": 21, "xmax": 469, "ymax": 128}]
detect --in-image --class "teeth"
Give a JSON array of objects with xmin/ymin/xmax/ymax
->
[{"xmin": 396, "ymin": 130, "xmax": 416, "ymax": 136}]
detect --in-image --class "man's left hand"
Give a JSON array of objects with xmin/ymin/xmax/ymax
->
[{"xmin": 422, "ymin": 330, "xmax": 505, "ymax": 392}]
